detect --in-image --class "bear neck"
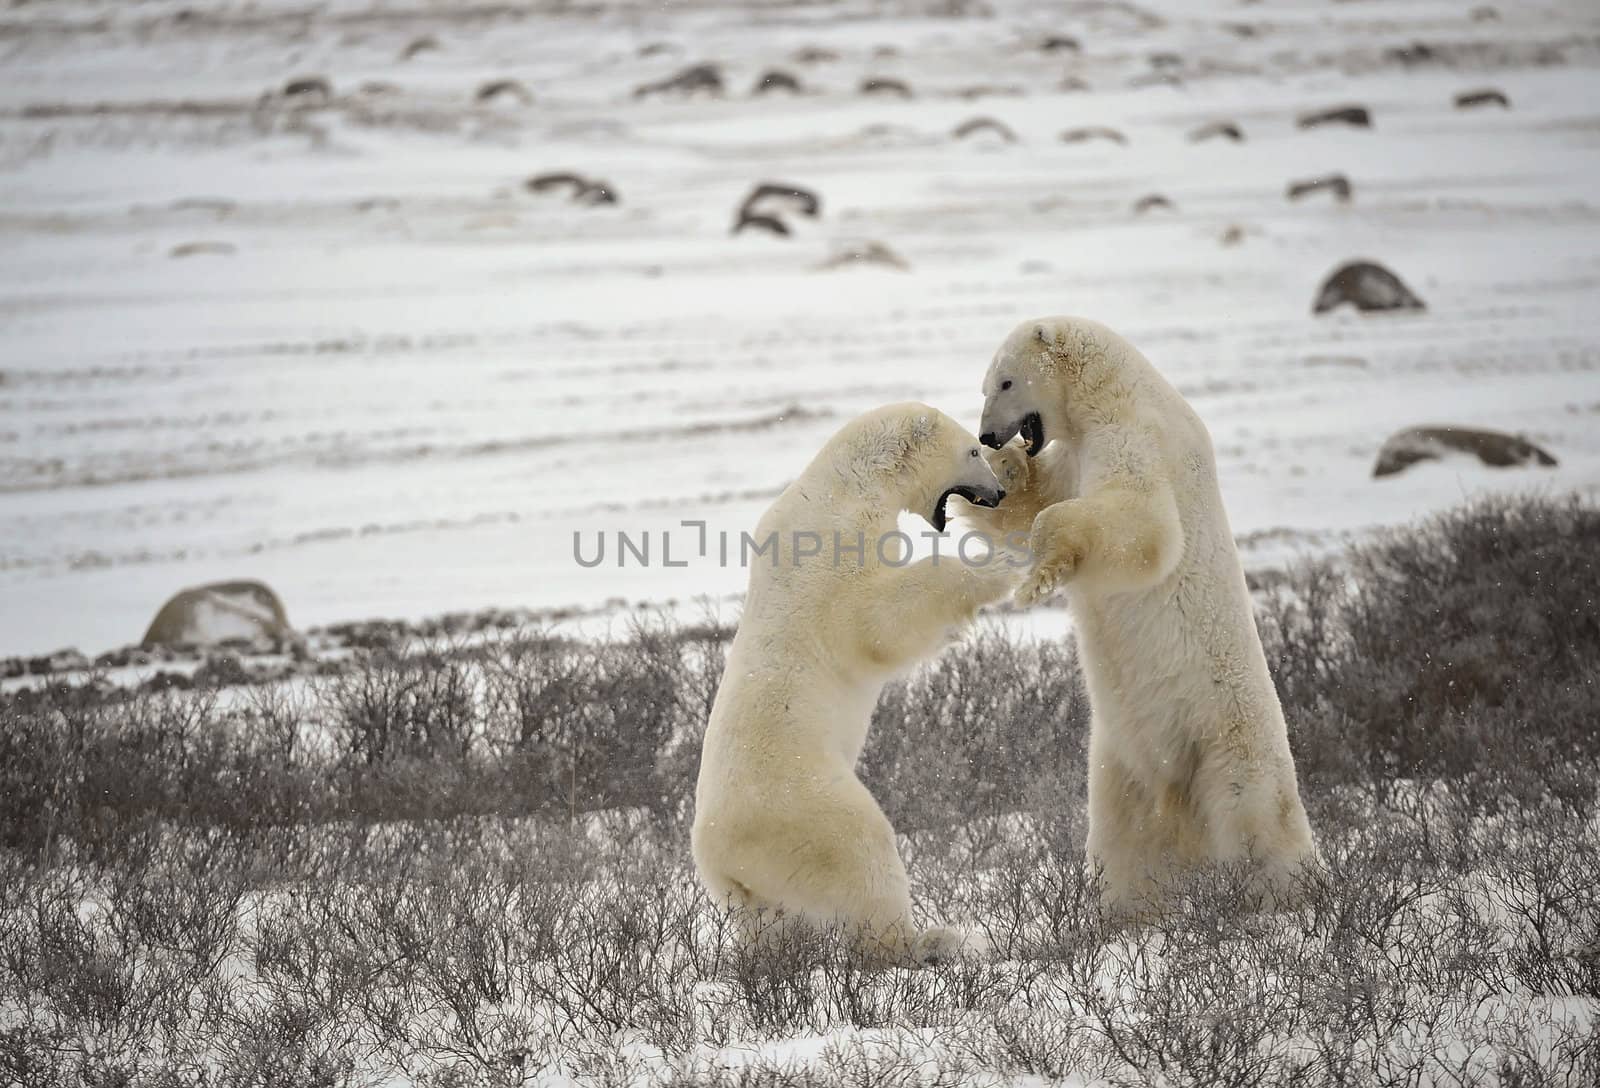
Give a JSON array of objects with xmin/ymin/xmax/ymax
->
[{"xmin": 1049, "ymin": 347, "xmax": 1138, "ymax": 444}]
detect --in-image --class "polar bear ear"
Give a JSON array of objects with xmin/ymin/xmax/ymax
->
[{"xmin": 1032, "ymin": 324, "xmax": 1072, "ymax": 370}]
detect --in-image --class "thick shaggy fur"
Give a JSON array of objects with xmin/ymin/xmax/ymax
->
[
  {"xmin": 974, "ymin": 318, "xmax": 1317, "ymax": 910},
  {"xmin": 692, "ymin": 403, "xmax": 1016, "ymax": 964}
]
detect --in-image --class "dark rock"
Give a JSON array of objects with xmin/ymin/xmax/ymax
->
[
  {"xmin": 1313, "ymin": 260, "xmax": 1425, "ymax": 314},
  {"xmin": 638, "ymin": 42, "xmax": 677, "ymax": 58},
  {"xmin": 1455, "ymin": 88, "xmax": 1510, "ymax": 109},
  {"xmin": 860, "ymin": 77, "xmax": 913, "ymax": 98},
  {"xmin": 1059, "ymin": 76, "xmax": 1091, "ymax": 92},
  {"xmin": 477, "ymin": 79, "xmax": 532, "ymax": 105},
  {"xmin": 732, "ymin": 212, "xmax": 790, "ymax": 237},
  {"xmin": 1298, "ymin": 105, "xmax": 1370, "ymax": 129},
  {"xmin": 1385, "ymin": 41, "xmax": 1436, "ymax": 65},
  {"xmin": 739, "ymin": 182, "xmax": 821, "ymax": 221},
  {"xmin": 1533, "ymin": 44, "xmax": 1566, "ymax": 67},
  {"xmin": 2, "ymin": 658, "xmax": 23, "ymax": 679},
  {"xmin": 1040, "ymin": 35, "xmax": 1080, "ymax": 53},
  {"xmin": 1373, "ymin": 426, "xmax": 1557, "ymax": 478},
  {"xmin": 401, "ymin": 36, "xmax": 439, "ymax": 61},
  {"xmin": 1149, "ymin": 51, "xmax": 1183, "ymax": 68},
  {"xmin": 1189, "ymin": 120, "xmax": 1243, "ymax": 142},
  {"xmin": 1133, "ymin": 193, "xmax": 1174, "ymax": 213},
  {"xmin": 952, "ymin": 116, "xmax": 1017, "ymax": 142},
  {"xmin": 143, "ymin": 580, "xmax": 302, "ymax": 653},
  {"xmin": 169, "ymin": 241, "xmax": 236, "ymax": 258},
  {"xmin": 753, "ymin": 69, "xmax": 803, "ymax": 95},
  {"xmin": 282, "ymin": 76, "xmax": 332, "ymax": 105},
  {"xmin": 1059, "ymin": 125, "xmax": 1125, "ymax": 144},
  {"xmin": 634, "ymin": 63, "xmax": 723, "ymax": 99},
  {"xmin": 527, "ymin": 172, "xmax": 589, "ymax": 197},
  {"xmin": 527, "ymin": 172, "xmax": 619, "ymax": 206},
  {"xmin": 954, "ymin": 84, "xmax": 1024, "ymax": 99},
  {"xmin": 817, "ymin": 241, "xmax": 909, "ymax": 271},
  {"xmin": 1287, "ymin": 174, "xmax": 1352, "ymax": 202},
  {"xmin": 792, "ymin": 46, "xmax": 839, "ymax": 64}
]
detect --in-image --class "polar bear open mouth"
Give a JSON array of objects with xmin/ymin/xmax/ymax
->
[
  {"xmin": 931, "ymin": 486, "xmax": 998, "ymax": 532},
  {"xmin": 1020, "ymin": 412, "xmax": 1045, "ymax": 456}
]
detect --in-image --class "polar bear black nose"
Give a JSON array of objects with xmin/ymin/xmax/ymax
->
[
  {"xmin": 996, "ymin": 489, "xmax": 1007, "ymax": 501},
  {"xmin": 980, "ymin": 431, "xmax": 999, "ymax": 448}
]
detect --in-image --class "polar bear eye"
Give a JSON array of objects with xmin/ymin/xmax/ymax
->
[
  {"xmin": 969, "ymin": 448, "xmax": 980, "ymax": 458},
  {"xmin": 1000, "ymin": 379, "xmax": 1013, "ymax": 391}
]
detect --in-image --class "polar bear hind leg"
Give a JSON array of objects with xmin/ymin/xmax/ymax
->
[
  {"xmin": 1191, "ymin": 750, "xmax": 1318, "ymax": 909},
  {"xmin": 1086, "ymin": 749, "xmax": 1211, "ymax": 915},
  {"xmin": 697, "ymin": 777, "xmax": 936, "ymax": 966}
]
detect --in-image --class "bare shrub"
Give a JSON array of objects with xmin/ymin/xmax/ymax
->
[
  {"xmin": 863, "ymin": 628, "xmax": 1088, "ymax": 832},
  {"xmin": 1261, "ymin": 493, "xmax": 1600, "ymax": 794},
  {"xmin": 323, "ymin": 645, "xmax": 478, "ymax": 767},
  {"xmin": 0, "ymin": 493, "xmax": 1596, "ymax": 1083}
]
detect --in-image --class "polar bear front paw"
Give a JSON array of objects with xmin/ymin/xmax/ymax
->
[
  {"xmin": 1015, "ymin": 503, "xmax": 1088, "ymax": 605},
  {"xmin": 983, "ymin": 442, "xmax": 1032, "ymax": 495},
  {"xmin": 1015, "ymin": 555, "xmax": 1074, "ymax": 606},
  {"xmin": 913, "ymin": 925, "xmax": 988, "ymax": 966}
]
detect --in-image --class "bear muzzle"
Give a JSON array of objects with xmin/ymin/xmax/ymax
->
[
  {"xmin": 930, "ymin": 483, "xmax": 1004, "ymax": 533},
  {"xmin": 979, "ymin": 410, "xmax": 1046, "ymax": 457}
]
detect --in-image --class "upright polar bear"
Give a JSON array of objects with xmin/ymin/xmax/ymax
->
[
  {"xmin": 693, "ymin": 403, "xmax": 1016, "ymax": 965},
  {"xmin": 973, "ymin": 317, "xmax": 1317, "ymax": 910}
]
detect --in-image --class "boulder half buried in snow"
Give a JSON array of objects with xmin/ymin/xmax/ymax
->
[
  {"xmin": 633, "ymin": 63, "xmax": 723, "ymax": 99},
  {"xmin": 142, "ymin": 580, "xmax": 302, "ymax": 653},
  {"xmin": 1373, "ymin": 426, "xmax": 1557, "ymax": 478},
  {"xmin": 1313, "ymin": 260, "xmax": 1425, "ymax": 314},
  {"xmin": 816, "ymin": 240, "xmax": 909, "ymax": 271}
]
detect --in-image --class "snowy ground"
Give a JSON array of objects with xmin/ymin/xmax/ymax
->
[{"xmin": 2, "ymin": 0, "xmax": 1599, "ymax": 657}]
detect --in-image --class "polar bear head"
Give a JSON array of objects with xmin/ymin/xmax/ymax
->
[
  {"xmin": 828, "ymin": 402, "xmax": 1005, "ymax": 531},
  {"xmin": 977, "ymin": 316, "xmax": 1124, "ymax": 456}
]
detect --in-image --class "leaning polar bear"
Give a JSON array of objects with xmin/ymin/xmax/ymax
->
[
  {"xmin": 973, "ymin": 317, "xmax": 1317, "ymax": 910},
  {"xmin": 693, "ymin": 403, "xmax": 1016, "ymax": 965}
]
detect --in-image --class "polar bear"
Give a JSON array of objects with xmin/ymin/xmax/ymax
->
[
  {"xmin": 692, "ymin": 402, "xmax": 1017, "ymax": 966},
  {"xmin": 971, "ymin": 317, "xmax": 1317, "ymax": 910}
]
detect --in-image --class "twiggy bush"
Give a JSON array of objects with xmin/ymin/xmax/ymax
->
[
  {"xmin": 1262, "ymin": 492, "xmax": 1600, "ymax": 793},
  {"xmin": 0, "ymin": 492, "xmax": 1597, "ymax": 1085},
  {"xmin": 863, "ymin": 629, "xmax": 1089, "ymax": 832}
]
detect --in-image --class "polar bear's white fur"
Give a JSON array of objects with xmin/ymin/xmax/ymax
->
[
  {"xmin": 974, "ymin": 317, "xmax": 1317, "ymax": 910},
  {"xmin": 692, "ymin": 403, "xmax": 1016, "ymax": 965}
]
